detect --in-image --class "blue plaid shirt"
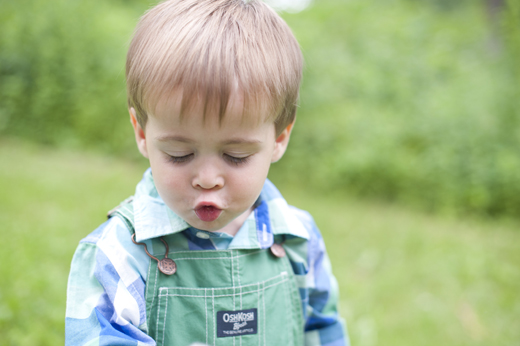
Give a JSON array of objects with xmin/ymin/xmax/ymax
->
[{"xmin": 66, "ymin": 169, "xmax": 348, "ymax": 345}]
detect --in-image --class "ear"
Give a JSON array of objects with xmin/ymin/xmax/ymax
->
[
  {"xmin": 271, "ymin": 121, "xmax": 295, "ymax": 163},
  {"xmin": 130, "ymin": 108, "xmax": 149, "ymax": 159}
]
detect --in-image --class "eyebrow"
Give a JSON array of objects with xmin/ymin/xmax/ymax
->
[
  {"xmin": 155, "ymin": 135, "xmax": 193, "ymax": 143},
  {"xmin": 155, "ymin": 135, "xmax": 262, "ymax": 145},
  {"xmin": 222, "ymin": 138, "xmax": 263, "ymax": 145}
]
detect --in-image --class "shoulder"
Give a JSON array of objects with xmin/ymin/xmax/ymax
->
[
  {"xmin": 79, "ymin": 216, "xmax": 140, "ymax": 261},
  {"xmin": 284, "ymin": 205, "xmax": 326, "ymax": 262},
  {"xmin": 262, "ymin": 179, "xmax": 324, "ymax": 243},
  {"xmin": 276, "ymin": 201, "xmax": 324, "ymax": 245},
  {"xmin": 287, "ymin": 205, "xmax": 322, "ymax": 239},
  {"xmin": 72, "ymin": 215, "xmax": 151, "ymax": 282},
  {"xmin": 80, "ymin": 215, "xmax": 131, "ymax": 246}
]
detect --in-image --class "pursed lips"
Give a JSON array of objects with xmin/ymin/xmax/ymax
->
[{"xmin": 195, "ymin": 202, "xmax": 222, "ymax": 222}]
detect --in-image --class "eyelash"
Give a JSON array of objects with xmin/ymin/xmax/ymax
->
[
  {"xmin": 168, "ymin": 154, "xmax": 193, "ymax": 163},
  {"xmin": 168, "ymin": 154, "xmax": 249, "ymax": 166},
  {"xmin": 224, "ymin": 154, "xmax": 249, "ymax": 166}
]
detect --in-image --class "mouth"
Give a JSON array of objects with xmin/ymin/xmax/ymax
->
[{"xmin": 195, "ymin": 203, "xmax": 222, "ymax": 222}]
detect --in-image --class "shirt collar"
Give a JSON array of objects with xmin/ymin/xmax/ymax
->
[{"xmin": 133, "ymin": 168, "xmax": 310, "ymax": 247}]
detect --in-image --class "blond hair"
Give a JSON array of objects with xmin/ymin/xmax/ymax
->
[{"xmin": 126, "ymin": 0, "xmax": 303, "ymax": 134}]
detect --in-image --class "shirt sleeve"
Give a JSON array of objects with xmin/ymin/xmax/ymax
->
[
  {"xmin": 65, "ymin": 219, "xmax": 155, "ymax": 346},
  {"xmin": 294, "ymin": 210, "xmax": 350, "ymax": 346}
]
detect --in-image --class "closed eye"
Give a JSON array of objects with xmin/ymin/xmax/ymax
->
[
  {"xmin": 224, "ymin": 154, "xmax": 249, "ymax": 166},
  {"xmin": 168, "ymin": 154, "xmax": 193, "ymax": 164}
]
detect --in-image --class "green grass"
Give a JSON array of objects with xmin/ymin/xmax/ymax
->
[{"xmin": 0, "ymin": 139, "xmax": 519, "ymax": 345}]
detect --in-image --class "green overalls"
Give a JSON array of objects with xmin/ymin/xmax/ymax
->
[{"xmin": 110, "ymin": 200, "xmax": 305, "ymax": 346}]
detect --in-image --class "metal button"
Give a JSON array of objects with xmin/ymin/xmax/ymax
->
[
  {"xmin": 131, "ymin": 233, "xmax": 176, "ymax": 275},
  {"xmin": 196, "ymin": 231, "xmax": 210, "ymax": 239},
  {"xmin": 158, "ymin": 258, "xmax": 177, "ymax": 275},
  {"xmin": 270, "ymin": 243, "xmax": 286, "ymax": 258}
]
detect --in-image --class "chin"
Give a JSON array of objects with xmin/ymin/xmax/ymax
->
[{"xmin": 189, "ymin": 219, "xmax": 223, "ymax": 231}]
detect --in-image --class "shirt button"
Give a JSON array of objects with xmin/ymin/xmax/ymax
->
[
  {"xmin": 196, "ymin": 231, "xmax": 210, "ymax": 239},
  {"xmin": 270, "ymin": 243, "xmax": 286, "ymax": 258}
]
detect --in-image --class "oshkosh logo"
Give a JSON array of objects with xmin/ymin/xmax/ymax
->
[
  {"xmin": 222, "ymin": 311, "xmax": 255, "ymax": 323},
  {"xmin": 217, "ymin": 308, "xmax": 257, "ymax": 338}
]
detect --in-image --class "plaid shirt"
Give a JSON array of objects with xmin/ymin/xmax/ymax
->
[{"xmin": 66, "ymin": 169, "xmax": 348, "ymax": 345}]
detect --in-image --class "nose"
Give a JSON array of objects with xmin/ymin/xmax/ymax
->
[{"xmin": 192, "ymin": 159, "xmax": 224, "ymax": 190}]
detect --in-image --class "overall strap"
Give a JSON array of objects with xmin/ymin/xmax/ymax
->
[{"xmin": 107, "ymin": 196, "xmax": 135, "ymax": 234}]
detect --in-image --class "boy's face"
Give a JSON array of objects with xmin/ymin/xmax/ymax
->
[{"xmin": 130, "ymin": 98, "xmax": 292, "ymax": 234}]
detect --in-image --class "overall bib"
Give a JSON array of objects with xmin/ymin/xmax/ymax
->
[{"xmin": 111, "ymin": 201, "xmax": 305, "ymax": 346}]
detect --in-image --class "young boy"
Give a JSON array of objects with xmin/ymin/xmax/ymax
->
[{"xmin": 66, "ymin": 0, "xmax": 347, "ymax": 345}]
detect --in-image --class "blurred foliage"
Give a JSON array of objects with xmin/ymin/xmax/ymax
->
[
  {"xmin": 1, "ymin": 0, "xmax": 520, "ymax": 217},
  {"xmin": 277, "ymin": 0, "xmax": 520, "ymax": 217},
  {"xmin": 0, "ymin": 0, "xmax": 142, "ymax": 153}
]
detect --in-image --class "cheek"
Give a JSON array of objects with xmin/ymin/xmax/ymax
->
[
  {"xmin": 229, "ymin": 163, "xmax": 270, "ymax": 201},
  {"xmin": 154, "ymin": 175, "xmax": 191, "ymax": 214},
  {"xmin": 149, "ymin": 159, "xmax": 189, "ymax": 199}
]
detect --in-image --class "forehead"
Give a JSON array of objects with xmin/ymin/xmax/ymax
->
[{"xmin": 151, "ymin": 90, "xmax": 275, "ymax": 130}]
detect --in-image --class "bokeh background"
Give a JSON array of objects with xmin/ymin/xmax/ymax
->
[{"xmin": 0, "ymin": 0, "xmax": 519, "ymax": 344}]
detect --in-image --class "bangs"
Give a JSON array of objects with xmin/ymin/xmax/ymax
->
[{"xmin": 126, "ymin": 0, "xmax": 302, "ymax": 134}]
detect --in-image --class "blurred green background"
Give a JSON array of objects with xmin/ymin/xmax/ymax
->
[{"xmin": 1, "ymin": 0, "xmax": 519, "ymax": 344}]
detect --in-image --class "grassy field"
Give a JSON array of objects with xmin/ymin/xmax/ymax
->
[{"xmin": 0, "ymin": 139, "xmax": 519, "ymax": 345}]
